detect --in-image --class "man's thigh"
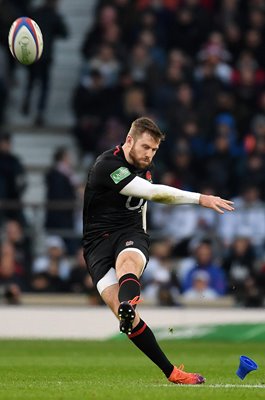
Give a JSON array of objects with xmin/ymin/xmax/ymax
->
[
  {"xmin": 83, "ymin": 230, "xmax": 149, "ymax": 292},
  {"xmin": 115, "ymin": 230, "xmax": 150, "ymax": 262}
]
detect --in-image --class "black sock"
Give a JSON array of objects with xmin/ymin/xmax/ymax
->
[
  {"xmin": 128, "ymin": 319, "xmax": 174, "ymax": 378},
  {"xmin": 118, "ymin": 273, "xmax": 140, "ymax": 303}
]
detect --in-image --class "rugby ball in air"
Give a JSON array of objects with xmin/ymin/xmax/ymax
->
[{"xmin": 8, "ymin": 17, "xmax": 43, "ymax": 65}]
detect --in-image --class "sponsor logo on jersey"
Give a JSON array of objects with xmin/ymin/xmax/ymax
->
[
  {"xmin": 110, "ymin": 167, "xmax": 131, "ymax": 184},
  {"xmin": 125, "ymin": 240, "xmax": 134, "ymax": 246}
]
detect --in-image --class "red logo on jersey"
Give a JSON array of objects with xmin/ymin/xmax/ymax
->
[
  {"xmin": 113, "ymin": 146, "xmax": 120, "ymax": 156},
  {"xmin": 146, "ymin": 170, "xmax": 152, "ymax": 182}
]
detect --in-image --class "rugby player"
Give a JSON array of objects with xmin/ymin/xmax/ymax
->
[{"xmin": 83, "ymin": 117, "xmax": 234, "ymax": 385}]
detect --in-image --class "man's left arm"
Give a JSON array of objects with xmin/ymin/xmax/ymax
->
[{"xmin": 120, "ymin": 176, "xmax": 234, "ymax": 214}]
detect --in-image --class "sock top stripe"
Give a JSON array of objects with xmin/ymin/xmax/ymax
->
[
  {"xmin": 119, "ymin": 278, "xmax": 141, "ymax": 288},
  {"xmin": 128, "ymin": 322, "xmax": 147, "ymax": 339}
]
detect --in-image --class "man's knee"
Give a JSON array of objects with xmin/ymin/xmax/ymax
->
[{"xmin": 116, "ymin": 251, "xmax": 144, "ymax": 280}]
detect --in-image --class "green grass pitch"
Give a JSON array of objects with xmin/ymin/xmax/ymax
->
[{"xmin": 0, "ymin": 340, "xmax": 264, "ymax": 400}]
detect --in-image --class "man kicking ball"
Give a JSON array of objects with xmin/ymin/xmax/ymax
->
[{"xmin": 83, "ymin": 117, "xmax": 234, "ymax": 384}]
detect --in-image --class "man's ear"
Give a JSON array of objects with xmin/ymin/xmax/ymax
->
[{"xmin": 126, "ymin": 135, "xmax": 134, "ymax": 146}]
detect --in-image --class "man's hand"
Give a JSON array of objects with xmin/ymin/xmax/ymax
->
[{"xmin": 199, "ymin": 194, "xmax": 234, "ymax": 214}]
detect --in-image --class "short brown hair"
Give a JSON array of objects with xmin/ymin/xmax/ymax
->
[{"xmin": 129, "ymin": 117, "xmax": 165, "ymax": 141}]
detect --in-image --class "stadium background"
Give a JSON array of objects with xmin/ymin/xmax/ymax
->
[
  {"xmin": 0, "ymin": 0, "xmax": 265, "ymax": 311},
  {"xmin": 1, "ymin": 3, "xmax": 265, "ymax": 400}
]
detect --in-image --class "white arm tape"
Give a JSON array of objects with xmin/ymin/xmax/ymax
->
[{"xmin": 120, "ymin": 176, "xmax": 200, "ymax": 205}]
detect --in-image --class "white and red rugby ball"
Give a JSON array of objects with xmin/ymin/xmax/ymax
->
[{"xmin": 8, "ymin": 17, "xmax": 43, "ymax": 65}]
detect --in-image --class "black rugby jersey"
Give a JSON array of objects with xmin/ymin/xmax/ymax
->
[{"xmin": 83, "ymin": 145, "xmax": 153, "ymax": 244}]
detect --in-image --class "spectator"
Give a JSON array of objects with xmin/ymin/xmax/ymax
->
[
  {"xmin": 167, "ymin": 83, "xmax": 197, "ymax": 141},
  {"xmin": 215, "ymin": 90, "xmax": 236, "ymax": 118},
  {"xmin": 218, "ymin": 184, "xmax": 265, "ymax": 256},
  {"xmin": 121, "ymin": 86, "xmax": 149, "ymax": 126},
  {"xmin": 104, "ymin": 0, "xmax": 137, "ymax": 47},
  {"xmin": 231, "ymin": 54, "xmax": 263, "ymax": 134},
  {"xmin": 142, "ymin": 239, "xmax": 180, "ymax": 306},
  {"xmin": 0, "ymin": 132, "xmax": 27, "ymax": 224},
  {"xmin": 237, "ymin": 152, "xmax": 265, "ymax": 200},
  {"xmin": 134, "ymin": 2, "xmax": 173, "ymax": 48},
  {"xmin": 86, "ymin": 1, "xmax": 131, "ymax": 56},
  {"xmin": 151, "ymin": 202, "xmax": 198, "ymax": 258},
  {"xmin": 85, "ymin": 43, "xmax": 121, "ymax": 87},
  {"xmin": 45, "ymin": 147, "xmax": 77, "ymax": 230},
  {"xmin": 245, "ymin": 114, "xmax": 265, "ymax": 159},
  {"xmin": 180, "ymin": 118, "xmax": 208, "ymax": 158},
  {"xmin": 0, "ymin": 240, "xmax": 25, "ymax": 304},
  {"xmin": 194, "ymin": 54, "xmax": 225, "ymax": 137},
  {"xmin": 242, "ymin": 276, "xmax": 263, "ymax": 308},
  {"xmin": 127, "ymin": 42, "xmax": 159, "ymax": 87},
  {"xmin": 31, "ymin": 235, "xmax": 71, "ymax": 292},
  {"xmin": 170, "ymin": 139, "xmax": 198, "ymax": 191},
  {"xmin": 73, "ymin": 69, "xmax": 107, "ymax": 120},
  {"xmin": 82, "ymin": 4, "xmax": 118, "ymax": 58},
  {"xmin": 72, "ymin": 69, "xmax": 108, "ymax": 154},
  {"xmin": 182, "ymin": 240, "xmax": 227, "ymax": 295},
  {"xmin": 222, "ymin": 234, "xmax": 256, "ymax": 302},
  {"xmin": 96, "ymin": 117, "xmax": 126, "ymax": 153},
  {"xmin": 152, "ymin": 52, "xmax": 191, "ymax": 125},
  {"xmin": 137, "ymin": 29, "xmax": 166, "ymax": 68},
  {"xmin": 196, "ymin": 36, "xmax": 232, "ymax": 84},
  {"xmin": 45, "ymin": 147, "xmax": 80, "ymax": 254},
  {"xmin": 3, "ymin": 219, "xmax": 32, "ymax": 283},
  {"xmin": 150, "ymin": 165, "xmax": 199, "ymax": 257},
  {"xmin": 21, "ymin": 0, "xmax": 69, "ymax": 126},
  {"xmin": 182, "ymin": 270, "xmax": 219, "ymax": 300},
  {"xmin": 213, "ymin": 113, "xmax": 244, "ymax": 156},
  {"xmin": 223, "ymin": 23, "xmax": 243, "ymax": 62},
  {"xmin": 203, "ymin": 129, "xmax": 238, "ymax": 198},
  {"xmin": 244, "ymin": 28, "xmax": 264, "ymax": 68},
  {"xmin": 68, "ymin": 247, "xmax": 89, "ymax": 293},
  {"xmin": 215, "ymin": 0, "xmax": 242, "ymax": 31},
  {"xmin": 168, "ymin": 3, "xmax": 210, "ymax": 57},
  {"xmin": 195, "ymin": 183, "xmax": 219, "ymax": 237}
]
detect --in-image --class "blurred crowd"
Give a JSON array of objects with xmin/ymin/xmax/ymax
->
[
  {"xmin": 0, "ymin": 0, "xmax": 265, "ymax": 307},
  {"xmin": 71, "ymin": 0, "xmax": 265, "ymax": 306}
]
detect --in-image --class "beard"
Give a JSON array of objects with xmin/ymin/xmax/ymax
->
[{"xmin": 129, "ymin": 145, "xmax": 151, "ymax": 169}]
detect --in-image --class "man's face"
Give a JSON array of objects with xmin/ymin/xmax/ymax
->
[{"xmin": 128, "ymin": 132, "xmax": 160, "ymax": 169}]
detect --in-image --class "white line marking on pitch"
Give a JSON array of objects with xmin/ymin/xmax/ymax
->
[
  {"xmin": 151, "ymin": 384, "xmax": 265, "ymax": 389},
  {"xmin": 202, "ymin": 384, "xmax": 265, "ymax": 389}
]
